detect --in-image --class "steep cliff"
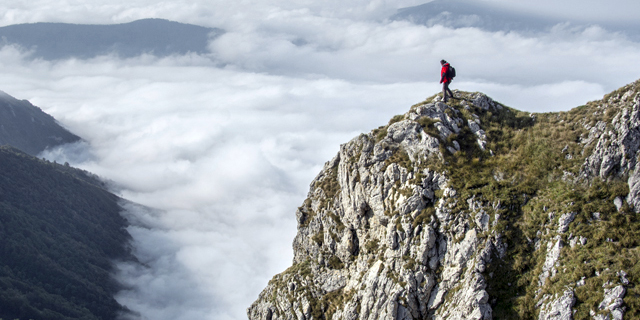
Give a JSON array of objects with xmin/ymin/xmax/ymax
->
[{"xmin": 248, "ymin": 80, "xmax": 640, "ymax": 320}]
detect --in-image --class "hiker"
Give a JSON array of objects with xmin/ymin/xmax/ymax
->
[{"xmin": 440, "ymin": 59, "xmax": 454, "ymax": 102}]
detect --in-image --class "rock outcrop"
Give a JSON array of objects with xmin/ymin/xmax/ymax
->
[{"xmin": 249, "ymin": 80, "xmax": 640, "ymax": 320}]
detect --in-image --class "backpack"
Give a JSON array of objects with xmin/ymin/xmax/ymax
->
[{"xmin": 447, "ymin": 65, "xmax": 456, "ymax": 80}]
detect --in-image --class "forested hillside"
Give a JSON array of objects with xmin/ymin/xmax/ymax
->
[{"xmin": 0, "ymin": 146, "xmax": 132, "ymax": 320}]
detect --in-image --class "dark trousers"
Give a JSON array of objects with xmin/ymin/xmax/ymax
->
[{"xmin": 442, "ymin": 81, "xmax": 453, "ymax": 102}]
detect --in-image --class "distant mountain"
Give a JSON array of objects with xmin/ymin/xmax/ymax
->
[
  {"xmin": 0, "ymin": 146, "xmax": 133, "ymax": 320},
  {"xmin": 391, "ymin": 0, "xmax": 558, "ymax": 32},
  {"xmin": 0, "ymin": 91, "xmax": 80, "ymax": 156},
  {"xmin": 391, "ymin": 0, "xmax": 640, "ymax": 40},
  {"xmin": 0, "ymin": 18, "xmax": 223, "ymax": 60}
]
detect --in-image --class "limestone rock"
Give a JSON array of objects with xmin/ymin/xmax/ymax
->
[
  {"xmin": 593, "ymin": 285, "xmax": 626, "ymax": 320},
  {"xmin": 580, "ymin": 102, "xmax": 640, "ymax": 179},
  {"xmin": 538, "ymin": 289, "xmax": 576, "ymax": 320},
  {"xmin": 249, "ymin": 83, "xmax": 640, "ymax": 320},
  {"xmin": 557, "ymin": 212, "xmax": 576, "ymax": 233},
  {"xmin": 539, "ymin": 236, "xmax": 562, "ymax": 286}
]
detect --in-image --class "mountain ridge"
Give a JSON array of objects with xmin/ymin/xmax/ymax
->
[
  {"xmin": 0, "ymin": 90, "xmax": 80, "ymax": 156},
  {"xmin": 248, "ymin": 79, "xmax": 640, "ymax": 319},
  {"xmin": 390, "ymin": 0, "xmax": 640, "ymax": 41},
  {"xmin": 0, "ymin": 18, "xmax": 222, "ymax": 60}
]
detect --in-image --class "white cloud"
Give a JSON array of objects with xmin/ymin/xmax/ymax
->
[
  {"xmin": 206, "ymin": 17, "xmax": 640, "ymax": 108},
  {"xmin": 6, "ymin": 51, "xmax": 421, "ymax": 320},
  {"xmin": 0, "ymin": 0, "xmax": 424, "ymax": 28},
  {"xmin": 1, "ymin": 1, "xmax": 640, "ymax": 319}
]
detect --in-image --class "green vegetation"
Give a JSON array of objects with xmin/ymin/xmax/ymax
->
[
  {"xmin": 0, "ymin": 146, "xmax": 132, "ymax": 320},
  {"xmin": 328, "ymin": 212, "xmax": 345, "ymax": 232},
  {"xmin": 384, "ymin": 149, "xmax": 412, "ymax": 172},
  {"xmin": 413, "ymin": 207, "xmax": 436, "ymax": 227},
  {"xmin": 372, "ymin": 125, "xmax": 388, "ymax": 142},
  {"xmin": 313, "ymin": 163, "xmax": 340, "ymax": 211},
  {"xmin": 280, "ymin": 259, "xmax": 312, "ymax": 279},
  {"xmin": 383, "ymin": 87, "xmax": 640, "ymax": 317},
  {"xmin": 409, "ymin": 89, "xmax": 640, "ymax": 318},
  {"xmin": 308, "ymin": 288, "xmax": 355, "ymax": 320},
  {"xmin": 328, "ymin": 256, "xmax": 344, "ymax": 270},
  {"xmin": 417, "ymin": 117, "xmax": 441, "ymax": 137},
  {"xmin": 372, "ymin": 114, "xmax": 405, "ymax": 142},
  {"xmin": 312, "ymin": 229, "xmax": 324, "ymax": 246},
  {"xmin": 364, "ymin": 239, "xmax": 379, "ymax": 254},
  {"xmin": 298, "ymin": 198, "xmax": 314, "ymax": 228}
]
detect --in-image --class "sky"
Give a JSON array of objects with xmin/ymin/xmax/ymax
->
[{"xmin": 1, "ymin": 1, "xmax": 640, "ymax": 320}]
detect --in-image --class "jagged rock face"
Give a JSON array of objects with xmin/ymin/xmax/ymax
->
[
  {"xmin": 537, "ymin": 289, "xmax": 575, "ymax": 320},
  {"xmin": 249, "ymin": 80, "xmax": 640, "ymax": 320},
  {"xmin": 580, "ymin": 88, "xmax": 640, "ymax": 180}
]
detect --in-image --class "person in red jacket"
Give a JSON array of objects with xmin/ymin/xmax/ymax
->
[{"xmin": 440, "ymin": 59, "xmax": 454, "ymax": 102}]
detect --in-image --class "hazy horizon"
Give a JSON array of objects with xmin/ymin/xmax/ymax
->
[{"xmin": 2, "ymin": 0, "xmax": 640, "ymax": 319}]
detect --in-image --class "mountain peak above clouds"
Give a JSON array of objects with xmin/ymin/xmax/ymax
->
[
  {"xmin": 248, "ymin": 79, "xmax": 640, "ymax": 319},
  {"xmin": 0, "ymin": 18, "xmax": 223, "ymax": 60}
]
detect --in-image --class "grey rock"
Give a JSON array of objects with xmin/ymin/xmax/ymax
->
[
  {"xmin": 580, "ymin": 96, "xmax": 640, "ymax": 180},
  {"xmin": 580, "ymin": 236, "xmax": 588, "ymax": 246},
  {"xmin": 538, "ymin": 289, "xmax": 576, "ymax": 320},
  {"xmin": 596, "ymin": 285, "xmax": 626, "ymax": 320},
  {"xmin": 467, "ymin": 118, "xmax": 487, "ymax": 150},
  {"xmin": 613, "ymin": 197, "xmax": 623, "ymax": 212},
  {"xmin": 569, "ymin": 237, "xmax": 578, "ymax": 248},
  {"xmin": 472, "ymin": 93, "xmax": 502, "ymax": 111},
  {"xmin": 627, "ymin": 169, "xmax": 640, "ymax": 212},
  {"xmin": 577, "ymin": 277, "xmax": 586, "ymax": 287},
  {"xmin": 617, "ymin": 270, "xmax": 629, "ymax": 285},
  {"xmin": 557, "ymin": 212, "xmax": 576, "ymax": 233},
  {"xmin": 539, "ymin": 236, "xmax": 563, "ymax": 286}
]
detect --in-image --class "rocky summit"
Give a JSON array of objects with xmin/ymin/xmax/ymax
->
[{"xmin": 248, "ymin": 80, "xmax": 640, "ymax": 320}]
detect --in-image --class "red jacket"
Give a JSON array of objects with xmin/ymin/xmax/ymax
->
[{"xmin": 440, "ymin": 63, "xmax": 451, "ymax": 83}]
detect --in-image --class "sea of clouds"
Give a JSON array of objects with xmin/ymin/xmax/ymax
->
[{"xmin": 1, "ymin": 1, "xmax": 640, "ymax": 319}]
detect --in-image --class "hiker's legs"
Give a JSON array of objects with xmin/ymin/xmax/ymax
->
[{"xmin": 442, "ymin": 81, "xmax": 453, "ymax": 102}]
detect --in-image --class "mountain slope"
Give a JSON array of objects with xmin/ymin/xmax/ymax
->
[
  {"xmin": 248, "ymin": 80, "xmax": 640, "ymax": 319},
  {"xmin": 0, "ymin": 18, "xmax": 222, "ymax": 60},
  {"xmin": 0, "ymin": 91, "xmax": 80, "ymax": 156},
  {"xmin": 0, "ymin": 146, "xmax": 133, "ymax": 320}
]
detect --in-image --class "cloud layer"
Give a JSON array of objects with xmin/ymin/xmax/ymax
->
[
  {"xmin": 1, "ymin": 50, "xmax": 425, "ymax": 320},
  {"xmin": 1, "ymin": 1, "xmax": 640, "ymax": 320}
]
